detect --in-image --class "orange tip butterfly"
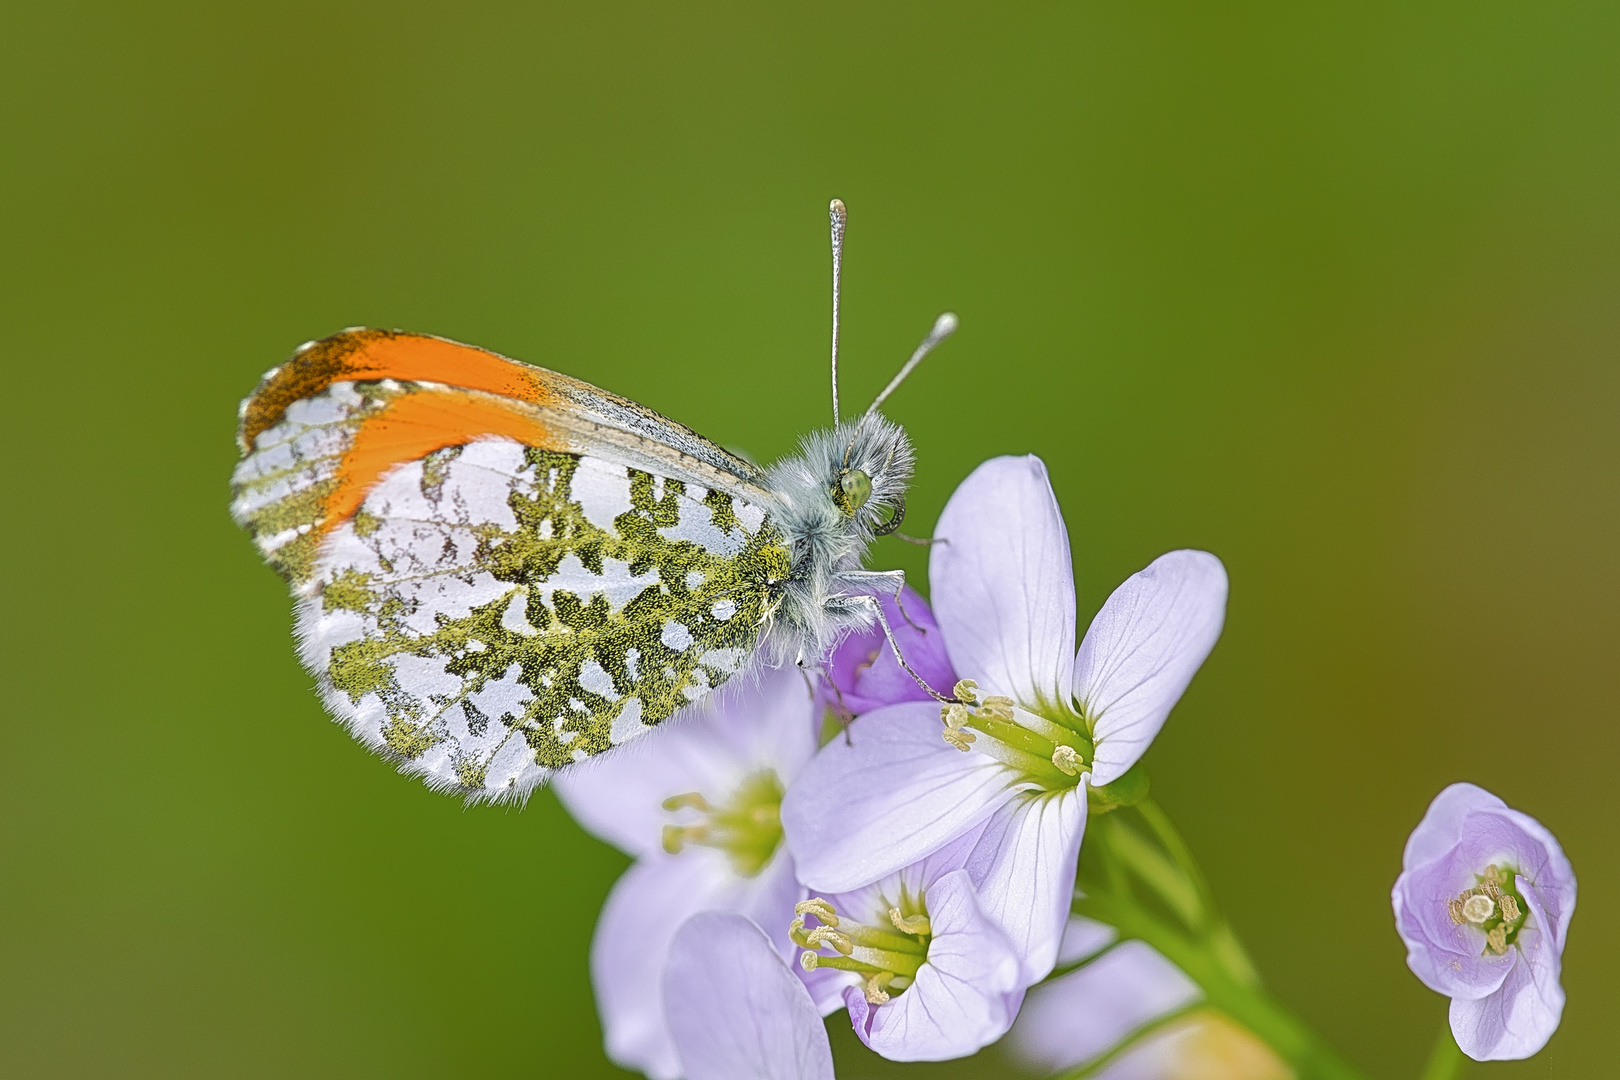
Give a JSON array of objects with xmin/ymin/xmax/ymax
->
[{"xmin": 231, "ymin": 200, "xmax": 956, "ymax": 802}]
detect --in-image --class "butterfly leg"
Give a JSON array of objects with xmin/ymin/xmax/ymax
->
[
  {"xmin": 843, "ymin": 593, "xmax": 956, "ymax": 704},
  {"xmin": 837, "ymin": 568, "xmax": 924, "ymax": 631}
]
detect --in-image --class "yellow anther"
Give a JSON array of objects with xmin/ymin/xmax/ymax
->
[
  {"xmin": 941, "ymin": 703, "xmax": 971, "ymax": 729},
  {"xmin": 864, "ymin": 972, "xmax": 893, "ymax": 1005},
  {"xmin": 799, "ymin": 951, "xmax": 820, "ymax": 971},
  {"xmin": 1461, "ymin": 894, "xmax": 1495, "ymax": 924},
  {"xmin": 1051, "ymin": 745, "xmax": 1082, "ymax": 776},
  {"xmin": 1447, "ymin": 899, "xmax": 1466, "ymax": 925},
  {"xmin": 805, "ymin": 926, "xmax": 854, "ymax": 955},
  {"xmin": 980, "ymin": 695, "xmax": 1015, "ymax": 720},
  {"xmin": 1500, "ymin": 894, "xmax": 1522, "ymax": 922},
  {"xmin": 943, "ymin": 728, "xmax": 977, "ymax": 752},
  {"xmin": 1486, "ymin": 925, "xmax": 1508, "ymax": 955},
  {"xmin": 661, "ymin": 824, "xmax": 686, "ymax": 854},
  {"xmin": 661, "ymin": 792, "xmax": 712, "ymax": 812},
  {"xmin": 1483, "ymin": 864, "xmax": 1502, "ymax": 884},
  {"xmin": 888, "ymin": 908, "xmax": 931, "ymax": 936},
  {"xmin": 795, "ymin": 898, "xmax": 839, "ymax": 926},
  {"xmin": 952, "ymin": 679, "xmax": 980, "ymax": 705}
]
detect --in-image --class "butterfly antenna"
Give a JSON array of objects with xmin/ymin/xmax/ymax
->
[
  {"xmin": 840, "ymin": 311, "xmax": 958, "ymax": 469},
  {"xmin": 829, "ymin": 198, "xmax": 847, "ymax": 423},
  {"xmin": 861, "ymin": 312, "xmax": 958, "ymax": 420}
]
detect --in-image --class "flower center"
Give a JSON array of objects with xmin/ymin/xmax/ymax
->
[
  {"xmin": 1446, "ymin": 863, "xmax": 1527, "ymax": 956},
  {"xmin": 660, "ymin": 769, "xmax": 785, "ymax": 878},
  {"xmin": 938, "ymin": 679, "xmax": 1092, "ymax": 790},
  {"xmin": 792, "ymin": 896, "xmax": 932, "ymax": 1005}
]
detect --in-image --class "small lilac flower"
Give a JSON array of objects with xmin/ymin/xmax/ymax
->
[
  {"xmin": 553, "ymin": 666, "xmax": 818, "ymax": 1080},
  {"xmin": 663, "ymin": 913, "xmax": 834, "ymax": 1080},
  {"xmin": 784, "ymin": 456, "xmax": 1227, "ymax": 984},
  {"xmin": 1392, "ymin": 782, "xmax": 1576, "ymax": 1061},
  {"xmin": 822, "ymin": 584, "xmax": 956, "ymax": 717},
  {"xmin": 790, "ymin": 832, "xmax": 1022, "ymax": 1061}
]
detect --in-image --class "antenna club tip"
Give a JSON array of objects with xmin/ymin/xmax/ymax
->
[
  {"xmin": 933, "ymin": 312, "xmax": 959, "ymax": 336},
  {"xmin": 830, "ymin": 198, "xmax": 846, "ymax": 214}
]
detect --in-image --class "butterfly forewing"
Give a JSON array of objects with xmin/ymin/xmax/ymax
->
[{"xmin": 231, "ymin": 331, "xmax": 791, "ymax": 800}]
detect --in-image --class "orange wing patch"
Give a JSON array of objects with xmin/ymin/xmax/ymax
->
[
  {"xmin": 237, "ymin": 329, "xmax": 553, "ymax": 452},
  {"xmin": 326, "ymin": 388, "xmax": 561, "ymax": 530}
]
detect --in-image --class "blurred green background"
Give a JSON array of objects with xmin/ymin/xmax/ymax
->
[{"xmin": 2, "ymin": 2, "xmax": 1615, "ymax": 1077}]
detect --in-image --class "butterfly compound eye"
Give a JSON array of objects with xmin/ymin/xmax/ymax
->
[{"xmin": 834, "ymin": 469, "xmax": 872, "ymax": 515}]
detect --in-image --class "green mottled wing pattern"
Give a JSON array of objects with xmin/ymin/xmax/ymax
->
[{"xmin": 294, "ymin": 435, "xmax": 790, "ymax": 802}]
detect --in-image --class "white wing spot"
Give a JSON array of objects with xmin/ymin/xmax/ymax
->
[
  {"xmin": 661, "ymin": 622, "xmax": 694, "ymax": 651},
  {"xmin": 711, "ymin": 598, "xmax": 737, "ymax": 621},
  {"xmin": 610, "ymin": 697, "xmax": 647, "ymax": 744}
]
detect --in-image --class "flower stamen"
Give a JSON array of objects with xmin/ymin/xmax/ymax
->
[
  {"xmin": 888, "ymin": 908, "xmax": 931, "ymax": 935},
  {"xmin": 1445, "ymin": 863, "xmax": 1530, "ymax": 956},
  {"xmin": 792, "ymin": 896, "xmax": 933, "ymax": 1005},
  {"xmin": 658, "ymin": 770, "xmax": 784, "ymax": 876}
]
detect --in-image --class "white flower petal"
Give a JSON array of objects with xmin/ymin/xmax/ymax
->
[
  {"xmin": 1056, "ymin": 915, "xmax": 1119, "ymax": 967},
  {"xmin": 555, "ymin": 665, "xmax": 816, "ymax": 858},
  {"xmin": 590, "ymin": 851, "xmax": 804, "ymax": 1079},
  {"xmin": 1007, "ymin": 940, "xmax": 1203, "ymax": 1073},
  {"xmin": 846, "ymin": 870, "xmax": 1022, "ymax": 1061},
  {"xmin": 1401, "ymin": 782, "xmax": 1506, "ymax": 872},
  {"xmin": 591, "ymin": 855, "xmax": 729, "ymax": 1079},
  {"xmin": 1449, "ymin": 877, "xmax": 1566, "ymax": 1061},
  {"xmin": 664, "ymin": 913, "xmax": 835, "ymax": 1080},
  {"xmin": 782, "ymin": 702, "xmax": 1032, "ymax": 893},
  {"xmin": 959, "ymin": 787, "xmax": 1088, "ymax": 984},
  {"xmin": 1449, "ymin": 951, "xmax": 1563, "ymax": 1060},
  {"xmin": 931, "ymin": 455, "xmax": 1077, "ymax": 709},
  {"xmin": 1073, "ymin": 550, "xmax": 1227, "ymax": 786}
]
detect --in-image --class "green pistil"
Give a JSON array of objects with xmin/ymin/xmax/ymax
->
[{"xmin": 660, "ymin": 770, "xmax": 784, "ymax": 878}]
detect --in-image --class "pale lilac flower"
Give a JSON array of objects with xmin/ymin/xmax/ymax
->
[
  {"xmin": 790, "ymin": 831, "xmax": 1022, "ymax": 1061},
  {"xmin": 554, "ymin": 666, "xmax": 818, "ymax": 1080},
  {"xmin": 663, "ymin": 913, "xmax": 834, "ymax": 1080},
  {"xmin": 1007, "ymin": 919, "xmax": 1202, "ymax": 1074},
  {"xmin": 1392, "ymin": 782, "xmax": 1576, "ymax": 1061},
  {"xmin": 784, "ymin": 456, "xmax": 1227, "ymax": 983}
]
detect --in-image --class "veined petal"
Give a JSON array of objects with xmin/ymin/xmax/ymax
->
[
  {"xmin": 591, "ymin": 851, "xmax": 804, "ymax": 1080},
  {"xmin": 1448, "ymin": 878, "xmax": 1565, "ymax": 1061},
  {"xmin": 1007, "ymin": 940, "xmax": 1202, "ymax": 1073},
  {"xmin": 556, "ymin": 665, "xmax": 817, "ymax": 859},
  {"xmin": 931, "ymin": 456, "xmax": 1076, "ymax": 709},
  {"xmin": 664, "ymin": 914, "xmax": 835, "ymax": 1080},
  {"xmin": 959, "ymin": 786, "xmax": 1088, "ymax": 984},
  {"xmin": 845, "ymin": 870, "xmax": 1022, "ymax": 1061},
  {"xmin": 1074, "ymin": 550, "xmax": 1227, "ymax": 786},
  {"xmin": 782, "ymin": 702, "xmax": 1032, "ymax": 892},
  {"xmin": 1392, "ymin": 845, "xmax": 1513, "ymax": 999},
  {"xmin": 1401, "ymin": 783, "xmax": 1505, "ymax": 872},
  {"xmin": 1450, "ymin": 919, "xmax": 1564, "ymax": 1060},
  {"xmin": 1462, "ymin": 805, "xmax": 1577, "ymax": 953}
]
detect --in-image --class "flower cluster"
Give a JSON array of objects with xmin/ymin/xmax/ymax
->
[{"xmin": 551, "ymin": 455, "xmax": 1578, "ymax": 1078}]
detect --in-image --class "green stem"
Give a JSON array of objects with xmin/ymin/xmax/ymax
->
[
  {"xmin": 1073, "ymin": 803, "xmax": 1367, "ymax": 1080},
  {"xmin": 1073, "ymin": 891, "xmax": 1364, "ymax": 1080},
  {"xmin": 1419, "ymin": 1024, "xmax": 1467, "ymax": 1080},
  {"xmin": 1051, "ymin": 1002, "xmax": 1204, "ymax": 1080}
]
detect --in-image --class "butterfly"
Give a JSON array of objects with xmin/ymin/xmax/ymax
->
[{"xmin": 230, "ymin": 201, "xmax": 957, "ymax": 802}]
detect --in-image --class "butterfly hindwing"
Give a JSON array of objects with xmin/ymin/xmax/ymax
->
[{"xmin": 299, "ymin": 441, "xmax": 789, "ymax": 799}]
